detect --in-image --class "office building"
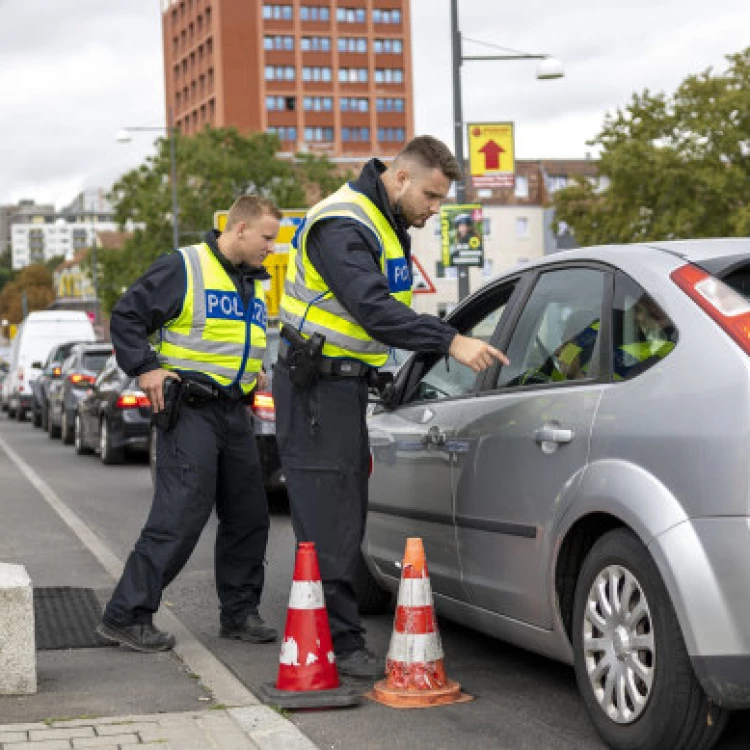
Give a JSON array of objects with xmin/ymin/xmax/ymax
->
[{"xmin": 161, "ymin": 0, "xmax": 414, "ymax": 158}]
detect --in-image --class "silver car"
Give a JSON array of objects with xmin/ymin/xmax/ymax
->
[{"xmin": 364, "ymin": 239, "xmax": 750, "ymax": 750}]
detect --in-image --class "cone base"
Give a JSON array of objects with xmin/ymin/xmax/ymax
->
[
  {"xmin": 258, "ymin": 682, "xmax": 360, "ymax": 709},
  {"xmin": 367, "ymin": 679, "xmax": 473, "ymax": 709}
]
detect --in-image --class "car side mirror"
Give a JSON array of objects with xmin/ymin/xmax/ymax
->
[{"xmin": 32, "ymin": 361, "xmax": 43, "ymax": 369}]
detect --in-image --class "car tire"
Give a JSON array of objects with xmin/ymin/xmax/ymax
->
[
  {"xmin": 572, "ymin": 528, "xmax": 727, "ymax": 750},
  {"xmin": 48, "ymin": 405, "xmax": 61, "ymax": 439},
  {"xmin": 353, "ymin": 550, "xmax": 392, "ymax": 615},
  {"xmin": 61, "ymin": 409, "xmax": 74, "ymax": 445},
  {"xmin": 16, "ymin": 405, "xmax": 25, "ymax": 422},
  {"xmin": 74, "ymin": 413, "xmax": 92, "ymax": 456},
  {"xmin": 100, "ymin": 416, "xmax": 124, "ymax": 465}
]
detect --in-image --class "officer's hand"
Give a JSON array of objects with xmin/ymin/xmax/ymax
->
[
  {"xmin": 256, "ymin": 370, "xmax": 269, "ymax": 390},
  {"xmin": 448, "ymin": 334, "xmax": 510, "ymax": 373},
  {"xmin": 138, "ymin": 369, "xmax": 180, "ymax": 413}
]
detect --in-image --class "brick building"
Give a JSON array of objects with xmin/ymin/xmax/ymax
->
[{"xmin": 161, "ymin": 0, "xmax": 414, "ymax": 158}]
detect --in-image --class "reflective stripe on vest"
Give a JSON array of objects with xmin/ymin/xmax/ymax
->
[
  {"xmin": 157, "ymin": 243, "xmax": 266, "ymax": 394},
  {"xmin": 279, "ymin": 183, "xmax": 413, "ymax": 367}
]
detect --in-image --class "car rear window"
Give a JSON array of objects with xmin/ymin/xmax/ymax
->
[{"xmin": 83, "ymin": 352, "xmax": 112, "ymax": 372}]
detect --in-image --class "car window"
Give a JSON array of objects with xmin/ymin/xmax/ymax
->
[
  {"xmin": 612, "ymin": 273, "xmax": 677, "ymax": 380},
  {"xmin": 61, "ymin": 353, "xmax": 77, "ymax": 373},
  {"xmin": 82, "ymin": 352, "xmax": 112, "ymax": 372},
  {"xmin": 404, "ymin": 286, "xmax": 513, "ymax": 404},
  {"xmin": 496, "ymin": 268, "xmax": 607, "ymax": 389}
]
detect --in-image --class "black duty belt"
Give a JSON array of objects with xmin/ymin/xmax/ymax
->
[{"xmin": 278, "ymin": 338, "xmax": 372, "ymax": 378}]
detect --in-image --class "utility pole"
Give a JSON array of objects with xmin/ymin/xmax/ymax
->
[{"xmin": 450, "ymin": 0, "xmax": 470, "ymax": 302}]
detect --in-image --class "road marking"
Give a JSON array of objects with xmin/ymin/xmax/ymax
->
[{"xmin": 0, "ymin": 434, "xmax": 258, "ymax": 708}]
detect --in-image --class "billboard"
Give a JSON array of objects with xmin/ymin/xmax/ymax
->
[
  {"xmin": 440, "ymin": 204, "xmax": 484, "ymax": 268},
  {"xmin": 467, "ymin": 122, "xmax": 515, "ymax": 189}
]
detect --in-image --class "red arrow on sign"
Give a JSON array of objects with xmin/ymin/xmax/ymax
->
[{"xmin": 479, "ymin": 140, "xmax": 505, "ymax": 170}]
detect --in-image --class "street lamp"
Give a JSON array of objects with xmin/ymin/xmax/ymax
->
[
  {"xmin": 450, "ymin": 0, "xmax": 564, "ymax": 301},
  {"xmin": 116, "ymin": 108, "xmax": 180, "ymax": 251}
]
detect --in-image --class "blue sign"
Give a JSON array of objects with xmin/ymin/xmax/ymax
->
[
  {"xmin": 206, "ymin": 290, "xmax": 244, "ymax": 320},
  {"xmin": 386, "ymin": 258, "xmax": 412, "ymax": 293},
  {"xmin": 250, "ymin": 297, "xmax": 268, "ymax": 330}
]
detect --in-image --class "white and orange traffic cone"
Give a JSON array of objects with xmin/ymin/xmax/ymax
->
[
  {"xmin": 368, "ymin": 537, "xmax": 472, "ymax": 708},
  {"xmin": 258, "ymin": 541, "xmax": 359, "ymax": 708}
]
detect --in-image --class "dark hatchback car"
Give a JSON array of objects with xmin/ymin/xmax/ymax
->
[
  {"xmin": 75, "ymin": 354, "xmax": 152, "ymax": 464},
  {"xmin": 148, "ymin": 326, "xmax": 283, "ymax": 492},
  {"xmin": 48, "ymin": 343, "xmax": 113, "ymax": 443},
  {"xmin": 32, "ymin": 340, "xmax": 82, "ymax": 429}
]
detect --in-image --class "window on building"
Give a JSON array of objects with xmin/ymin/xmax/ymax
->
[
  {"xmin": 302, "ymin": 66, "xmax": 332, "ymax": 82},
  {"xmin": 516, "ymin": 217, "xmax": 529, "ymax": 238},
  {"xmin": 514, "ymin": 175, "xmax": 529, "ymax": 199},
  {"xmin": 339, "ymin": 67, "xmax": 368, "ymax": 83},
  {"xmin": 264, "ymin": 35, "xmax": 295, "ymax": 50},
  {"xmin": 546, "ymin": 174, "xmax": 569, "ymax": 193},
  {"xmin": 301, "ymin": 36, "xmax": 331, "ymax": 51},
  {"xmin": 304, "ymin": 126, "xmax": 334, "ymax": 142},
  {"xmin": 268, "ymin": 126, "xmax": 298, "ymax": 142},
  {"xmin": 341, "ymin": 127, "xmax": 370, "ymax": 142},
  {"xmin": 300, "ymin": 6, "xmax": 330, "ymax": 21},
  {"xmin": 374, "ymin": 68, "xmax": 403, "ymax": 84},
  {"xmin": 263, "ymin": 5, "xmax": 293, "ymax": 20},
  {"xmin": 376, "ymin": 97, "xmax": 405, "ymax": 112},
  {"xmin": 340, "ymin": 97, "xmax": 369, "ymax": 112},
  {"xmin": 338, "ymin": 37, "xmax": 367, "ymax": 53},
  {"xmin": 303, "ymin": 96, "xmax": 333, "ymax": 111},
  {"xmin": 377, "ymin": 127, "xmax": 405, "ymax": 142},
  {"xmin": 337, "ymin": 7, "xmax": 366, "ymax": 23},
  {"xmin": 265, "ymin": 65, "xmax": 296, "ymax": 81},
  {"xmin": 374, "ymin": 38, "xmax": 403, "ymax": 54},
  {"xmin": 373, "ymin": 8, "xmax": 402, "ymax": 24}
]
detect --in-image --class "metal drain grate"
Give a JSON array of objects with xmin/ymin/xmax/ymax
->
[{"xmin": 33, "ymin": 587, "xmax": 111, "ymax": 650}]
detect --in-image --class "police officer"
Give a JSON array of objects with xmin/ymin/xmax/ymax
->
[
  {"xmin": 97, "ymin": 196, "xmax": 281, "ymax": 653},
  {"xmin": 275, "ymin": 136, "xmax": 509, "ymax": 677}
]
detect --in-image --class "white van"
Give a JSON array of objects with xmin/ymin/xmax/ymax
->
[{"xmin": 5, "ymin": 311, "xmax": 96, "ymax": 420}]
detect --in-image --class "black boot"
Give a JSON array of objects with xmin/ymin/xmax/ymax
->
[
  {"xmin": 220, "ymin": 613, "xmax": 278, "ymax": 643},
  {"xmin": 96, "ymin": 620, "xmax": 176, "ymax": 653},
  {"xmin": 336, "ymin": 647, "xmax": 382, "ymax": 678}
]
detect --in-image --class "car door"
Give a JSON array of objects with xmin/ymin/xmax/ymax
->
[
  {"xmin": 366, "ymin": 280, "xmax": 520, "ymax": 599},
  {"xmin": 454, "ymin": 265, "xmax": 611, "ymax": 628}
]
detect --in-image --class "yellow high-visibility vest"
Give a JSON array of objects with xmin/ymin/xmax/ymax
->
[
  {"xmin": 157, "ymin": 242, "xmax": 266, "ymax": 394},
  {"xmin": 279, "ymin": 183, "xmax": 413, "ymax": 367}
]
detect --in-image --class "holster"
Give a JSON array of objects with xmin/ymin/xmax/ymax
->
[
  {"xmin": 152, "ymin": 377, "xmax": 183, "ymax": 431},
  {"xmin": 280, "ymin": 323, "xmax": 325, "ymax": 389}
]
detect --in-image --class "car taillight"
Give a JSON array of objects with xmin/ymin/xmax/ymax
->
[
  {"xmin": 68, "ymin": 373, "xmax": 96, "ymax": 386},
  {"xmin": 251, "ymin": 390, "xmax": 275, "ymax": 421},
  {"xmin": 671, "ymin": 263, "xmax": 750, "ymax": 355},
  {"xmin": 116, "ymin": 391, "xmax": 151, "ymax": 409}
]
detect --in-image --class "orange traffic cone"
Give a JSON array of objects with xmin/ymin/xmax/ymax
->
[
  {"xmin": 368, "ymin": 538, "xmax": 472, "ymax": 708},
  {"xmin": 258, "ymin": 541, "xmax": 359, "ymax": 708}
]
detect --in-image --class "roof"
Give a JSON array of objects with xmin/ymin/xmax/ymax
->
[{"xmin": 96, "ymin": 230, "xmax": 131, "ymax": 250}]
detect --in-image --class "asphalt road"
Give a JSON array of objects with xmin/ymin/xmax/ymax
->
[{"xmin": 2, "ymin": 414, "xmax": 750, "ymax": 749}]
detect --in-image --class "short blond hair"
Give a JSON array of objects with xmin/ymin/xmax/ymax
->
[{"xmin": 225, "ymin": 195, "xmax": 282, "ymax": 230}]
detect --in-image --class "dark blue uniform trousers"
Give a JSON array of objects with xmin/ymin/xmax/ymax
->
[
  {"xmin": 273, "ymin": 362, "xmax": 370, "ymax": 655},
  {"xmin": 103, "ymin": 398, "xmax": 269, "ymax": 628}
]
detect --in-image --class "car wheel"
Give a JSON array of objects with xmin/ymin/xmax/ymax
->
[
  {"xmin": 48, "ymin": 404, "xmax": 61, "ymax": 439},
  {"xmin": 74, "ymin": 413, "xmax": 92, "ymax": 456},
  {"xmin": 353, "ymin": 550, "xmax": 392, "ymax": 615},
  {"xmin": 16, "ymin": 405, "xmax": 25, "ymax": 422},
  {"xmin": 61, "ymin": 409, "xmax": 74, "ymax": 445},
  {"xmin": 572, "ymin": 528, "xmax": 727, "ymax": 750},
  {"xmin": 100, "ymin": 416, "xmax": 124, "ymax": 465}
]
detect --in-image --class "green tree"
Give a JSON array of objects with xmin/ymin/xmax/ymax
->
[
  {"xmin": 0, "ymin": 247, "xmax": 13, "ymax": 297},
  {"xmin": 553, "ymin": 48, "xmax": 750, "ymax": 245},
  {"xmin": 100, "ymin": 127, "xmax": 345, "ymax": 313},
  {"xmin": 0, "ymin": 264, "xmax": 55, "ymax": 323}
]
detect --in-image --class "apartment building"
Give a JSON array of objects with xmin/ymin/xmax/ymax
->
[{"xmin": 161, "ymin": 0, "xmax": 414, "ymax": 158}]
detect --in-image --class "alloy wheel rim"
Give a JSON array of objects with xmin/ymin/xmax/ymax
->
[
  {"xmin": 74, "ymin": 415, "xmax": 81, "ymax": 450},
  {"xmin": 583, "ymin": 564, "xmax": 655, "ymax": 724},
  {"xmin": 100, "ymin": 419, "xmax": 107, "ymax": 457}
]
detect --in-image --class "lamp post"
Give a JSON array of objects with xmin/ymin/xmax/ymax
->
[
  {"xmin": 116, "ymin": 108, "xmax": 180, "ymax": 251},
  {"xmin": 450, "ymin": 0, "xmax": 563, "ymax": 301}
]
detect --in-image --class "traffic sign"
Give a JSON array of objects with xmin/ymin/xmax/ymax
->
[
  {"xmin": 467, "ymin": 122, "xmax": 515, "ymax": 189},
  {"xmin": 411, "ymin": 255, "xmax": 436, "ymax": 294}
]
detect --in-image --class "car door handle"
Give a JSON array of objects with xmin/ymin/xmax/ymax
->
[
  {"xmin": 420, "ymin": 425, "xmax": 448, "ymax": 447},
  {"xmin": 534, "ymin": 426, "xmax": 574, "ymax": 444}
]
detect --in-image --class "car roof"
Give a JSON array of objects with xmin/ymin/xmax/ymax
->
[{"xmin": 71, "ymin": 342, "xmax": 113, "ymax": 353}]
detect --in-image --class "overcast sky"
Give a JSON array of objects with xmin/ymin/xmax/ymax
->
[{"xmin": 1, "ymin": 0, "xmax": 749, "ymax": 208}]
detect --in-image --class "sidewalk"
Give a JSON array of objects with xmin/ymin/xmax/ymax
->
[{"xmin": 0, "ymin": 433, "xmax": 317, "ymax": 750}]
